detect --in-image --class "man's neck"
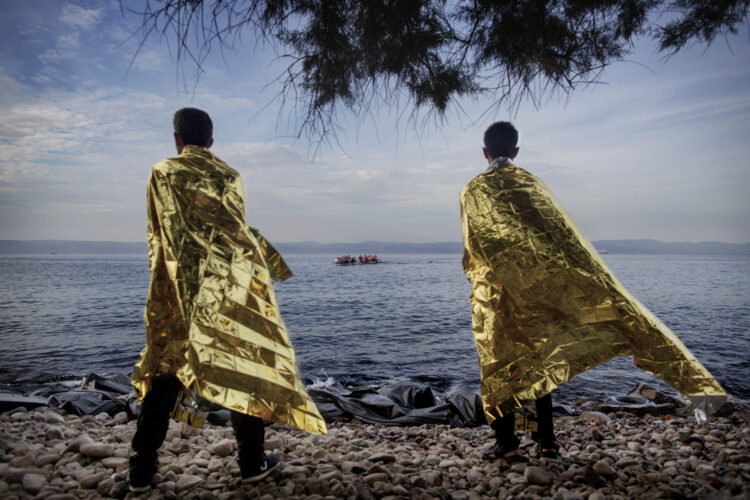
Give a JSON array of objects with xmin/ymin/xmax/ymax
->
[{"xmin": 487, "ymin": 156, "xmax": 514, "ymax": 169}]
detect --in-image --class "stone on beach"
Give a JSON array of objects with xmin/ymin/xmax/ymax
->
[
  {"xmin": 113, "ymin": 412, "xmax": 128, "ymax": 425},
  {"xmin": 21, "ymin": 473, "xmax": 46, "ymax": 494},
  {"xmin": 78, "ymin": 471, "xmax": 108, "ymax": 489},
  {"xmin": 176, "ymin": 474, "xmax": 203, "ymax": 492},
  {"xmin": 592, "ymin": 459, "xmax": 615, "ymax": 476},
  {"xmin": 524, "ymin": 465, "xmax": 554, "ymax": 485},
  {"xmin": 207, "ymin": 438, "xmax": 234, "ymax": 457},
  {"xmin": 63, "ymin": 435, "xmax": 92, "ymax": 453},
  {"xmin": 79, "ymin": 443, "xmax": 114, "ymax": 458}
]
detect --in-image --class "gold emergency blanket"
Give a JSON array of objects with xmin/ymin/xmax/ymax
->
[
  {"xmin": 132, "ymin": 145, "xmax": 326, "ymax": 434},
  {"xmin": 460, "ymin": 159, "xmax": 726, "ymax": 423}
]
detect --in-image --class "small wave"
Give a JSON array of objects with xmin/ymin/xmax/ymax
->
[
  {"xmin": 306, "ymin": 370, "xmax": 336, "ymax": 390},
  {"xmin": 61, "ymin": 377, "xmax": 85, "ymax": 388}
]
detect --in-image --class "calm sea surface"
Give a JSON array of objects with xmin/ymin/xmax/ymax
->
[{"xmin": 0, "ymin": 253, "xmax": 748, "ymax": 402}]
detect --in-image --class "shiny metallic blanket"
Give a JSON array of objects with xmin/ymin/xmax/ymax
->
[
  {"xmin": 460, "ymin": 159, "xmax": 726, "ymax": 423},
  {"xmin": 132, "ymin": 145, "xmax": 326, "ymax": 434}
]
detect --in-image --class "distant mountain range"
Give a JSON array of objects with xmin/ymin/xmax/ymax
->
[
  {"xmin": 592, "ymin": 239, "xmax": 750, "ymax": 255},
  {"xmin": 1, "ymin": 239, "xmax": 749, "ymax": 255}
]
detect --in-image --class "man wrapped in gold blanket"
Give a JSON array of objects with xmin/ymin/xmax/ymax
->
[
  {"xmin": 129, "ymin": 108, "xmax": 325, "ymax": 491},
  {"xmin": 460, "ymin": 121, "xmax": 726, "ymax": 461}
]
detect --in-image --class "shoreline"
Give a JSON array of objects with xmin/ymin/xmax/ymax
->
[{"xmin": 1, "ymin": 405, "xmax": 748, "ymax": 499}]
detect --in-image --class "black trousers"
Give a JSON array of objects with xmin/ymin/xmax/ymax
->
[
  {"xmin": 131, "ymin": 374, "xmax": 265, "ymax": 465},
  {"xmin": 492, "ymin": 393, "xmax": 554, "ymax": 446}
]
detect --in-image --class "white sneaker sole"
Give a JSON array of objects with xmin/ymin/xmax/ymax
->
[
  {"xmin": 129, "ymin": 483, "xmax": 151, "ymax": 493},
  {"xmin": 243, "ymin": 462, "xmax": 279, "ymax": 483}
]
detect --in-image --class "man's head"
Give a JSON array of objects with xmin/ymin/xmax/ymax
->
[
  {"xmin": 173, "ymin": 107, "xmax": 213, "ymax": 153},
  {"xmin": 483, "ymin": 121, "xmax": 519, "ymax": 163}
]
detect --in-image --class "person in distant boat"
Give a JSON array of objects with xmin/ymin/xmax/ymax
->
[
  {"xmin": 128, "ymin": 108, "xmax": 325, "ymax": 492},
  {"xmin": 460, "ymin": 121, "xmax": 725, "ymax": 463}
]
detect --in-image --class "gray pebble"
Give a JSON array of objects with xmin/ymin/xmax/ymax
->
[
  {"xmin": 340, "ymin": 460, "xmax": 357, "ymax": 472},
  {"xmin": 264, "ymin": 437, "xmax": 282, "ymax": 450},
  {"xmin": 627, "ymin": 441, "xmax": 642, "ymax": 451},
  {"xmin": 158, "ymin": 480, "xmax": 176, "ymax": 492},
  {"xmin": 97, "ymin": 477, "xmax": 115, "ymax": 496},
  {"xmin": 79, "ymin": 471, "xmax": 108, "ymax": 489},
  {"xmin": 166, "ymin": 438, "xmax": 190, "ymax": 455},
  {"xmin": 35, "ymin": 453, "xmax": 62, "ymax": 466},
  {"xmin": 10, "ymin": 453, "xmax": 36, "ymax": 468},
  {"xmin": 370, "ymin": 452, "xmax": 396, "ymax": 463},
  {"xmin": 79, "ymin": 443, "xmax": 114, "ymax": 458},
  {"xmin": 44, "ymin": 412, "xmax": 65, "ymax": 425},
  {"xmin": 101, "ymin": 457, "xmax": 128, "ymax": 469},
  {"xmin": 45, "ymin": 427, "xmax": 64, "ymax": 440},
  {"xmin": 304, "ymin": 477, "xmax": 328, "ymax": 495},
  {"xmin": 207, "ymin": 438, "xmax": 234, "ymax": 457},
  {"xmin": 592, "ymin": 460, "xmax": 615, "ymax": 477},
  {"xmin": 642, "ymin": 472, "xmax": 666, "ymax": 483},
  {"xmin": 10, "ymin": 412, "xmax": 30, "ymax": 422},
  {"xmin": 696, "ymin": 464, "xmax": 715, "ymax": 474},
  {"xmin": 65, "ymin": 436, "xmax": 93, "ymax": 453},
  {"xmin": 524, "ymin": 465, "xmax": 554, "ymax": 486},
  {"xmin": 614, "ymin": 457, "xmax": 639, "ymax": 468},
  {"xmin": 22, "ymin": 473, "xmax": 46, "ymax": 494},
  {"xmin": 582, "ymin": 412, "xmax": 612, "ymax": 425},
  {"xmin": 364, "ymin": 472, "xmax": 389, "ymax": 485},
  {"xmin": 176, "ymin": 474, "xmax": 203, "ymax": 492}
]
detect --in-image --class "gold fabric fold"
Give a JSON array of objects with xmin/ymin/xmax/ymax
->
[
  {"xmin": 460, "ymin": 159, "xmax": 726, "ymax": 423},
  {"xmin": 132, "ymin": 145, "xmax": 326, "ymax": 434}
]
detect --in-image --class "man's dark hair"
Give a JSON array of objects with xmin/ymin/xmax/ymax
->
[
  {"xmin": 173, "ymin": 108, "xmax": 213, "ymax": 147},
  {"xmin": 483, "ymin": 121, "xmax": 518, "ymax": 159}
]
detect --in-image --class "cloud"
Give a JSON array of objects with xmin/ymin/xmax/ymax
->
[
  {"xmin": 37, "ymin": 32, "xmax": 80, "ymax": 66},
  {"xmin": 60, "ymin": 4, "xmax": 105, "ymax": 29},
  {"xmin": 0, "ymin": 70, "xmax": 169, "ymax": 190}
]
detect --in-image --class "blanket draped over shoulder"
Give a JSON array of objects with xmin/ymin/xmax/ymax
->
[
  {"xmin": 460, "ymin": 159, "xmax": 726, "ymax": 423},
  {"xmin": 132, "ymin": 145, "xmax": 326, "ymax": 434}
]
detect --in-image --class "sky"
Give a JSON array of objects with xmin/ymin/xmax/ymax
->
[{"xmin": 0, "ymin": 1, "xmax": 749, "ymax": 244}]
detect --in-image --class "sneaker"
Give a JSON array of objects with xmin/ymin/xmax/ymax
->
[
  {"xmin": 531, "ymin": 431, "xmax": 560, "ymax": 457},
  {"xmin": 128, "ymin": 452, "xmax": 158, "ymax": 492},
  {"xmin": 482, "ymin": 441, "xmax": 522, "ymax": 462},
  {"xmin": 240, "ymin": 453, "xmax": 280, "ymax": 482}
]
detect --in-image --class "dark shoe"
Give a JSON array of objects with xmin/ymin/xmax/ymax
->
[
  {"xmin": 128, "ymin": 452, "xmax": 158, "ymax": 492},
  {"xmin": 482, "ymin": 442, "xmax": 521, "ymax": 462},
  {"xmin": 532, "ymin": 432, "xmax": 560, "ymax": 457},
  {"xmin": 240, "ymin": 453, "xmax": 280, "ymax": 482}
]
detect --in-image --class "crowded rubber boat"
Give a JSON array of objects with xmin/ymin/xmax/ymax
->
[{"xmin": 334, "ymin": 254, "xmax": 381, "ymax": 265}]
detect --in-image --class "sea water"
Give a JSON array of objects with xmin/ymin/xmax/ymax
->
[{"xmin": 0, "ymin": 253, "xmax": 748, "ymax": 402}]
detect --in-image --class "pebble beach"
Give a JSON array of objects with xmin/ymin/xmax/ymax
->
[{"xmin": 1, "ymin": 404, "xmax": 749, "ymax": 500}]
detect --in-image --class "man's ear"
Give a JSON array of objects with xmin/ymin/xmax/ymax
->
[
  {"xmin": 174, "ymin": 133, "xmax": 184, "ymax": 154},
  {"xmin": 483, "ymin": 147, "xmax": 492, "ymax": 163},
  {"xmin": 206, "ymin": 138, "xmax": 213, "ymax": 149},
  {"xmin": 510, "ymin": 146, "xmax": 519, "ymax": 159}
]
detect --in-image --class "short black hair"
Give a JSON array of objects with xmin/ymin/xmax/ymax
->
[
  {"xmin": 483, "ymin": 121, "xmax": 518, "ymax": 159},
  {"xmin": 173, "ymin": 108, "xmax": 213, "ymax": 147}
]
